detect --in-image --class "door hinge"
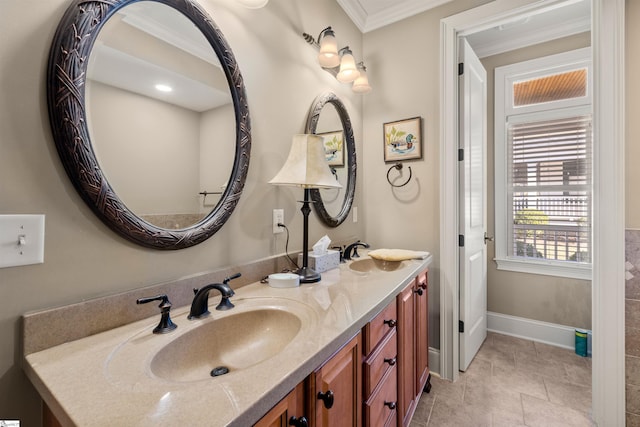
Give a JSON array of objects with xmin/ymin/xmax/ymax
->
[
  {"xmin": 458, "ymin": 62, "xmax": 464, "ymax": 75},
  {"xmin": 459, "ymin": 320, "xmax": 464, "ymax": 333},
  {"xmin": 458, "ymin": 234, "xmax": 464, "ymax": 247},
  {"xmin": 458, "ymin": 148, "xmax": 464, "ymax": 161}
]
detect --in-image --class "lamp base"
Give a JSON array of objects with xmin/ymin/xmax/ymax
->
[{"xmin": 297, "ymin": 266, "xmax": 321, "ymax": 283}]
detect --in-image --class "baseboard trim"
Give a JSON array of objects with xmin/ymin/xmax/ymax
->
[
  {"xmin": 487, "ymin": 311, "xmax": 578, "ymax": 350},
  {"xmin": 429, "ymin": 347, "xmax": 440, "ymax": 376}
]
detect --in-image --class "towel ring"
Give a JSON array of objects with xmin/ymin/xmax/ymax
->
[{"xmin": 386, "ymin": 163, "xmax": 412, "ymax": 187}]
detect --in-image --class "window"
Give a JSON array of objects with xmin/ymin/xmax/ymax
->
[{"xmin": 494, "ymin": 48, "xmax": 592, "ymax": 279}]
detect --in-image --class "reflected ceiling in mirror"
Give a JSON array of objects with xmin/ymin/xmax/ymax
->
[
  {"xmin": 86, "ymin": 2, "xmax": 234, "ymax": 229},
  {"xmin": 48, "ymin": 0, "xmax": 251, "ymax": 249}
]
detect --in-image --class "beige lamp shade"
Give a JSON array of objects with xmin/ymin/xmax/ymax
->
[{"xmin": 269, "ymin": 134, "xmax": 343, "ymax": 189}]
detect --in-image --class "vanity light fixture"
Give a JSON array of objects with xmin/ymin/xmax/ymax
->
[
  {"xmin": 269, "ymin": 134, "xmax": 342, "ymax": 283},
  {"xmin": 352, "ymin": 62, "xmax": 372, "ymax": 93},
  {"xmin": 303, "ymin": 27, "xmax": 372, "ymax": 93}
]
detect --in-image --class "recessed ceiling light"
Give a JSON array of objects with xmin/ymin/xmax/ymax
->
[
  {"xmin": 155, "ymin": 84, "xmax": 173, "ymax": 92},
  {"xmin": 235, "ymin": 0, "xmax": 268, "ymax": 8}
]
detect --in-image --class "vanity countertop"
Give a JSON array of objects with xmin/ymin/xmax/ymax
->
[{"xmin": 23, "ymin": 252, "xmax": 432, "ymax": 426}]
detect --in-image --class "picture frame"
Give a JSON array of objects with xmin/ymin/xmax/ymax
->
[
  {"xmin": 317, "ymin": 130, "xmax": 345, "ymax": 166},
  {"xmin": 383, "ymin": 116, "xmax": 423, "ymax": 162}
]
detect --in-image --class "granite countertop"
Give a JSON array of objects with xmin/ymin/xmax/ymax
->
[{"xmin": 23, "ymin": 252, "xmax": 432, "ymax": 426}]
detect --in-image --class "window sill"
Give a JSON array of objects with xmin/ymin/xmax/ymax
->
[{"xmin": 494, "ymin": 257, "xmax": 592, "ymax": 280}]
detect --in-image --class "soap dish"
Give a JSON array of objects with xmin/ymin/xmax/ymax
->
[{"xmin": 267, "ymin": 273, "xmax": 300, "ymax": 288}]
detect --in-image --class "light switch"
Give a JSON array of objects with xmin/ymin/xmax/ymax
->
[{"xmin": 0, "ymin": 215, "xmax": 45, "ymax": 268}]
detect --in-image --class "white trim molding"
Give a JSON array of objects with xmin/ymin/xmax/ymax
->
[
  {"xmin": 428, "ymin": 347, "xmax": 441, "ymax": 377},
  {"xmin": 487, "ymin": 311, "xmax": 577, "ymax": 350},
  {"xmin": 440, "ymin": 0, "xmax": 625, "ymax": 424},
  {"xmin": 591, "ymin": 0, "xmax": 626, "ymax": 424}
]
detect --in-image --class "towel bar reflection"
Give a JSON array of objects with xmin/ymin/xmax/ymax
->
[
  {"xmin": 199, "ymin": 191, "xmax": 223, "ymax": 205},
  {"xmin": 386, "ymin": 163, "xmax": 412, "ymax": 187}
]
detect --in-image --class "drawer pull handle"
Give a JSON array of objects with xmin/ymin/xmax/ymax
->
[
  {"xmin": 289, "ymin": 416, "xmax": 308, "ymax": 427},
  {"xmin": 384, "ymin": 357, "xmax": 397, "ymax": 366},
  {"xmin": 383, "ymin": 319, "xmax": 396, "ymax": 328},
  {"xmin": 414, "ymin": 288, "xmax": 423, "ymax": 296},
  {"xmin": 317, "ymin": 390, "xmax": 334, "ymax": 409},
  {"xmin": 384, "ymin": 401, "xmax": 397, "ymax": 410}
]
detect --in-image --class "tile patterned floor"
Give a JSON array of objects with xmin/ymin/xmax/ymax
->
[{"xmin": 410, "ymin": 332, "xmax": 594, "ymax": 427}]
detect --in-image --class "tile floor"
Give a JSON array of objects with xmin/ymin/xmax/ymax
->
[{"xmin": 410, "ymin": 332, "xmax": 594, "ymax": 427}]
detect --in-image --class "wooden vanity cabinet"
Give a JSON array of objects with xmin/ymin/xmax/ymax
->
[
  {"xmin": 255, "ymin": 382, "xmax": 306, "ymax": 427},
  {"xmin": 308, "ymin": 333, "xmax": 362, "ymax": 427},
  {"xmin": 397, "ymin": 268, "xmax": 431, "ymax": 427},
  {"xmin": 255, "ymin": 333, "xmax": 361, "ymax": 427},
  {"xmin": 362, "ymin": 301, "xmax": 398, "ymax": 427}
]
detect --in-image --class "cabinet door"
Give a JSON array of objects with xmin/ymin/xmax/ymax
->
[
  {"xmin": 310, "ymin": 333, "xmax": 362, "ymax": 427},
  {"xmin": 255, "ymin": 382, "xmax": 307, "ymax": 427},
  {"xmin": 415, "ymin": 269, "xmax": 429, "ymax": 395},
  {"xmin": 397, "ymin": 280, "xmax": 416, "ymax": 427}
]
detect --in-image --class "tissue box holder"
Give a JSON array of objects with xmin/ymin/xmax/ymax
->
[{"xmin": 297, "ymin": 250, "xmax": 340, "ymax": 273}]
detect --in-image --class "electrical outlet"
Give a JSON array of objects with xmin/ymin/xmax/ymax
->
[
  {"xmin": 273, "ymin": 209, "xmax": 284, "ymax": 234},
  {"xmin": 353, "ymin": 206, "xmax": 358, "ymax": 223}
]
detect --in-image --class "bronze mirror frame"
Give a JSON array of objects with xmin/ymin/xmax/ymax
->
[
  {"xmin": 47, "ymin": 0, "xmax": 251, "ymax": 250},
  {"xmin": 305, "ymin": 92, "xmax": 356, "ymax": 227}
]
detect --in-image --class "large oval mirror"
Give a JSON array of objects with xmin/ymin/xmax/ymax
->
[
  {"xmin": 47, "ymin": 0, "xmax": 251, "ymax": 249},
  {"xmin": 305, "ymin": 93, "xmax": 356, "ymax": 227}
]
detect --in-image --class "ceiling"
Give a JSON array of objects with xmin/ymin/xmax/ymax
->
[{"xmin": 337, "ymin": 0, "xmax": 591, "ymax": 57}]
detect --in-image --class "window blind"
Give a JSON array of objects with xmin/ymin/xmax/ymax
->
[{"xmin": 507, "ymin": 115, "xmax": 592, "ymax": 262}]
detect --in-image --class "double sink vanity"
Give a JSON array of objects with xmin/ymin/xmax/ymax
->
[{"xmin": 23, "ymin": 252, "xmax": 432, "ymax": 426}]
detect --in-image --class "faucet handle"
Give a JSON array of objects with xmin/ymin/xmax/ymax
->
[
  {"xmin": 136, "ymin": 294, "xmax": 177, "ymax": 334},
  {"xmin": 331, "ymin": 245, "xmax": 345, "ymax": 263},
  {"xmin": 223, "ymin": 272, "xmax": 241, "ymax": 286}
]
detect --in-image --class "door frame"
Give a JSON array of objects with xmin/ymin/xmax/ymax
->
[{"xmin": 438, "ymin": 0, "xmax": 625, "ymax": 424}]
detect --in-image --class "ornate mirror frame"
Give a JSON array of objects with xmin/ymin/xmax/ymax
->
[
  {"xmin": 47, "ymin": 0, "xmax": 251, "ymax": 250},
  {"xmin": 305, "ymin": 92, "xmax": 356, "ymax": 227}
]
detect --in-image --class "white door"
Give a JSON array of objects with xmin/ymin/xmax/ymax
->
[{"xmin": 458, "ymin": 38, "xmax": 487, "ymax": 371}]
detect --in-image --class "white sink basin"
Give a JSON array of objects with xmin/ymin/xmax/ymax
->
[
  {"xmin": 151, "ymin": 308, "xmax": 300, "ymax": 382},
  {"xmin": 348, "ymin": 257, "xmax": 406, "ymax": 273},
  {"xmin": 105, "ymin": 298, "xmax": 315, "ymax": 385}
]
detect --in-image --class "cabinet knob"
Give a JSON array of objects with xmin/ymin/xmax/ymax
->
[
  {"xmin": 414, "ymin": 288, "xmax": 423, "ymax": 296},
  {"xmin": 384, "ymin": 357, "xmax": 397, "ymax": 366},
  {"xmin": 383, "ymin": 319, "xmax": 396, "ymax": 328},
  {"xmin": 317, "ymin": 390, "xmax": 334, "ymax": 409},
  {"xmin": 289, "ymin": 416, "xmax": 308, "ymax": 427},
  {"xmin": 384, "ymin": 401, "xmax": 397, "ymax": 410}
]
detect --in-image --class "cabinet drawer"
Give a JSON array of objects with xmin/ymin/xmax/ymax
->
[
  {"xmin": 364, "ymin": 301, "xmax": 397, "ymax": 354},
  {"xmin": 364, "ymin": 365, "xmax": 398, "ymax": 427},
  {"xmin": 363, "ymin": 330, "xmax": 397, "ymax": 398}
]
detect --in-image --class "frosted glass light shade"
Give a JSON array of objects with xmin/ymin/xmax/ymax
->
[
  {"xmin": 235, "ymin": 0, "xmax": 268, "ymax": 8},
  {"xmin": 352, "ymin": 67, "xmax": 372, "ymax": 93},
  {"xmin": 269, "ymin": 135, "xmax": 342, "ymax": 189},
  {"xmin": 318, "ymin": 33, "xmax": 340, "ymax": 68},
  {"xmin": 336, "ymin": 50, "xmax": 360, "ymax": 83}
]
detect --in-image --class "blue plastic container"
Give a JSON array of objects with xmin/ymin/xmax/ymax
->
[{"xmin": 575, "ymin": 329, "xmax": 588, "ymax": 357}]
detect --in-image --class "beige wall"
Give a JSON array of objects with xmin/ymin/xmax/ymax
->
[
  {"xmin": 0, "ymin": 0, "xmax": 364, "ymax": 422},
  {"xmin": 482, "ymin": 33, "xmax": 592, "ymax": 329},
  {"xmin": 88, "ymin": 80, "xmax": 202, "ymax": 215},
  {"xmin": 361, "ymin": 0, "xmax": 493, "ymax": 355}
]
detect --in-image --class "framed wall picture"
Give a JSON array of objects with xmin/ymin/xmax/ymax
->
[
  {"xmin": 383, "ymin": 116, "xmax": 422, "ymax": 162},
  {"xmin": 318, "ymin": 130, "xmax": 345, "ymax": 166}
]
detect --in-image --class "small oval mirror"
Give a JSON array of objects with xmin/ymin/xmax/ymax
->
[
  {"xmin": 47, "ymin": 0, "xmax": 251, "ymax": 249},
  {"xmin": 305, "ymin": 93, "xmax": 356, "ymax": 227}
]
